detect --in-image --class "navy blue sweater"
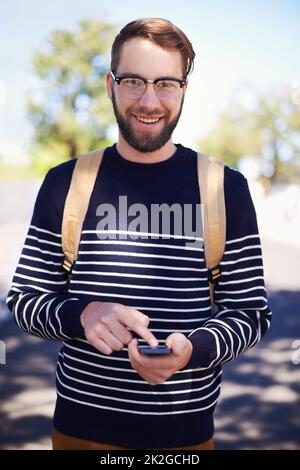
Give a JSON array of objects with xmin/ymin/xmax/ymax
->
[{"xmin": 7, "ymin": 144, "xmax": 271, "ymax": 448}]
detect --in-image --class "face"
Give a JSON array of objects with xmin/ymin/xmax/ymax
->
[{"xmin": 107, "ymin": 38, "xmax": 187, "ymax": 153}]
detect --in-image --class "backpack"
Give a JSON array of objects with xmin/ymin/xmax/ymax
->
[{"xmin": 61, "ymin": 148, "xmax": 226, "ymax": 313}]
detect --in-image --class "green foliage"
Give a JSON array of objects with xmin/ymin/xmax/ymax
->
[
  {"xmin": 0, "ymin": 161, "xmax": 37, "ymax": 180},
  {"xmin": 198, "ymin": 85, "xmax": 300, "ymax": 185},
  {"xmin": 27, "ymin": 19, "xmax": 117, "ymax": 171}
]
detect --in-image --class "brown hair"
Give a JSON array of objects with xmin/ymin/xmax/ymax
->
[{"xmin": 111, "ymin": 18, "xmax": 195, "ymax": 78}]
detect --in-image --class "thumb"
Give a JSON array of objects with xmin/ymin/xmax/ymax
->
[{"xmin": 166, "ymin": 333, "xmax": 189, "ymax": 357}]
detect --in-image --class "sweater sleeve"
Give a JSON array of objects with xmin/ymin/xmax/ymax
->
[
  {"xmin": 6, "ymin": 164, "xmax": 90, "ymax": 340},
  {"xmin": 185, "ymin": 168, "xmax": 272, "ymax": 369}
]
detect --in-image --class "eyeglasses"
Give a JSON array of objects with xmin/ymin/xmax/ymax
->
[{"xmin": 109, "ymin": 70, "xmax": 186, "ymax": 101}]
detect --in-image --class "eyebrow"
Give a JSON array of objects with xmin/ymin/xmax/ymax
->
[{"xmin": 117, "ymin": 72, "xmax": 183, "ymax": 81}]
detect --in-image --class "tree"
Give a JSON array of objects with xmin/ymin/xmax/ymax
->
[
  {"xmin": 199, "ymin": 85, "xmax": 300, "ymax": 188},
  {"xmin": 27, "ymin": 19, "xmax": 117, "ymax": 174}
]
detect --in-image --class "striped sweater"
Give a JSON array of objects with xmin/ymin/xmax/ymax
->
[{"xmin": 6, "ymin": 143, "xmax": 272, "ymax": 448}]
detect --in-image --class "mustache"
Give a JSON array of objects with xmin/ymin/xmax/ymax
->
[{"xmin": 129, "ymin": 108, "xmax": 166, "ymax": 118}]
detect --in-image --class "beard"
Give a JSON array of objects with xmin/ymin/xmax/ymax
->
[{"xmin": 111, "ymin": 90, "xmax": 184, "ymax": 153}]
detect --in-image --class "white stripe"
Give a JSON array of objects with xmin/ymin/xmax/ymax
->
[
  {"xmin": 226, "ymin": 234, "xmax": 259, "ymax": 245},
  {"xmin": 55, "ymin": 299, "xmax": 78, "ymax": 340},
  {"xmin": 218, "ymin": 276, "xmax": 264, "ymax": 285},
  {"xmin": 216, "ymin": 286, "xmax": 266, "ymax": 295},
  {"xmin": 149, "ymin": 317, "xmax": 210, "ymax": 323},
  {"xmin": 151, "ymin": 328, "xmax": 194, "ymax": 333},
  {"xmin": 256, "ymin": 310, "xmax": 262, "ymax": 343},
  {"xmin": 216, "ymin": 296, "xmax": 267, "ymax": 303},
  {"xmin": 221, "ymin": 266, "xmax": 263, "ymax": 275},
  {"xmin": 29, "ymin": 293, "xmax": 49, "ymax": 336},
  {"xmin": 221, "ymin": 255, "xmax": 262, "ymax": 265},
  {"xmin": 134, "ymin": 306, "xmax": 211, "ymax": 312},
  {"xmin": 210, "ymin": 325, "xmax": 232, "ymax": 363},
  {"xmin": 75, "ymin": 260, "xmax": 206, "ymax": 272},
  {"xmin": 80, "ymin": 239, "xmax": 203, "ymax": 252},
  {"xmin": 17, "ymin": 263, "xmax": 63, "ymax": 276},
  {"xmin": 13, "ymin": 293, "xmax": 28, "ymax": 331},
  {"xmin": 14, "ymin": 273, "xmax": 66, "ymax": 285},
  {"xmin": 232, "ymin": 315, "xmax": 256, "ymax": 350},
  {"xmin": 63, "ymin": 351, "xmax": 139, "ymax": 374},
  {"xmin": 44, "ymin": 298, "xmax": 58, "ymax": 339},
  {"xmin": 20, "ymin": 254, "xmax": 61, "ymax": 266},
  {"xmin": 68, "ymin": 289, "xmax": 210, "ymax": 302},
  {"xmin": 12, "ymin": 282, "xmax": 54, "ymax": 293},
  {"xmin": 27, "ymin": 235, "xmax": 61, "ymax": 247},
  {"xmin": 222, "ymin": 317, "xmax": 246, "ymax": 355},
  {"xmin": 72, "ymin": 270, "xmax": 203, "ymax": 282},
  {"xmin": 82, "ymin": 229, "xmax": 203, "ymax": 242},
  {"xmin": 29, "ymin": 225, "xmax": 61, "ymax": 237},
  {"xmin": 224, "ymin": 244, "xmax": 261, "ymax": 255},
  {"xmin": 36, "ymin": 298, "xmax": 53, "ymax": 339},
  {"xmin": 72, "ymin": 280, "xmax": 207, "ymax": 292},
  {"xmin": 58, "ymin": 362, "xmax": 222, "ymax": 394},
  {"xmin": 61, "ymin": 358, "xmax": 216, "ymax": 388},
  {"xmin": 56, "ymin": 389, "xmax": 220, "ymax": 415},
  {"xmin": 23, "ymin": 245, "xmax": 63, "ymax": 257},
  {"xmin": 20, "ymin": 296, "xmax": 36, "ymax": 332},
  {"xmin": 56, "ymin": 372, "xmax": 220, "ymax": 406},
  {"xmin": 64, "ymin": 343, "xmax": 130, "ymax": 362},
  {"xmin": 209, "ymin": 319, "xmax": 239, "ymax": 360},
  {"xmin": 61, "ymin": 352, "xmax": 214, "ymax": 384},
  {"xmin": 78, "ymin": 250, "xmax": 201, "ymax": 263}
]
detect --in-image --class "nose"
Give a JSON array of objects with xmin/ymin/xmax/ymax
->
[{"xmin": 138, "ymin": 83, "xmax": 161, "ymax": 107}]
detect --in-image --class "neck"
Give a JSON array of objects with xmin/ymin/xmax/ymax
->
[{"xmin": 116, "ymin": 134, "xmax": 177, "ymax": 164}]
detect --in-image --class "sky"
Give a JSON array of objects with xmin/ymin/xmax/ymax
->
[{"xmin": 0, "ymin": 0, "xmax": 300, "ymax": 165}]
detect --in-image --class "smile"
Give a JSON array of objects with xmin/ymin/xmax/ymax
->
[{"xmin": 132, "ymin": 114, "xmax": 163, "ymax": 126}]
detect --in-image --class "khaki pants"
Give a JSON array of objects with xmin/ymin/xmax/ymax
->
[{"xmin": 52, "ymin": 428, "xmax": 214, "ymax": 450}]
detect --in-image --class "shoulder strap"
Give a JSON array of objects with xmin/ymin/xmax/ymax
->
[
  {"xmin": 197, "ymin": 152, "xmax": 226, "ymax": 312},
  {"xmin": 62, "ymin": 148, "xmax": 105, "ymax": 272}
]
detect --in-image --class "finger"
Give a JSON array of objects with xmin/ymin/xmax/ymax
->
[
  {"xmin": 126, "ymin": 307, "xmax": 150, "ymax": 327},
  {"xmin": 90, "ymin": 335, "xmax": 113, "ymax": 355},
  {"xmin": 104, "ymin": 319, "xmax": 133, "ymax": 345},
  {"xmin": 123, "ymin": 313, "xmax": 158, "ymax": 348},
  {"xmin": 94, "ymin": 325, "xmax": 125, "ymax": 351},
  {"xmin": 129, "ymin": 340, "xmax": 173, "ymax": 371},
  {"xmin": 128, "ymin": 339, "xmax": 153, "ymax": 368},
  {"xmin": 166, "ymin": 333, "xmax": 188, "ymax": 356},
  {"xmin": 128, "ymin": 338, "xmax": 141, "ymax": 364}
]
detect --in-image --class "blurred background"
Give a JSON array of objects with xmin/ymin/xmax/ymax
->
[{"xmin": 0, "ymin": 0, "xmax": 300, "ymax": 449}]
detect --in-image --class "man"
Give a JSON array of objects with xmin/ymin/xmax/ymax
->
[{"xmin": 7, "ymin": 18, "xmax": 271, "ymax": 450}]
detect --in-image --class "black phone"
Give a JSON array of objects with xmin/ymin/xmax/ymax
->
[{"xmin": 139, "ymin": 346, "xmax": 171, "ymax": 355}]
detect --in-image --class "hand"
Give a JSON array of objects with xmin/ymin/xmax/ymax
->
[
  {"xmin": 80, "ymin": 301, "xmax": 158, "ymax": 355},
  {"xmin": 128, "ymin": 332, "xmax": 193, "ymax": 385}
]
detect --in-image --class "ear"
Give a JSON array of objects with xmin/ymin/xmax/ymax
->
[{"xmin": 106, "ymin": 71, "xmax": 113, "ymax": 100}]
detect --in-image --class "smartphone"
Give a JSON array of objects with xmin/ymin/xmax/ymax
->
[{"xmin": 139, "ymin": 346, "xmax": 171, "ymax": 355}]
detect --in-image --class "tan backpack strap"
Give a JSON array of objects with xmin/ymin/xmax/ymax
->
[
  {"xmin": 62, "ymin": 148, "xmax": 105, "ymax": 272},
  {"xmin": 197, "ymin": 152, "xmax": 226, "ymax": 312}
]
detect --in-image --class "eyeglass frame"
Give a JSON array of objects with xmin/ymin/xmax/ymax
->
[{"xmin": 109, "ymin": 70, "xmax": 187, "ymax": 99}]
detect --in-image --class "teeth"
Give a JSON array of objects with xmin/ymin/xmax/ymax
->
[{"xmin": 137, "ymin": 116, "xmax": 160, "ymax": 123}]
